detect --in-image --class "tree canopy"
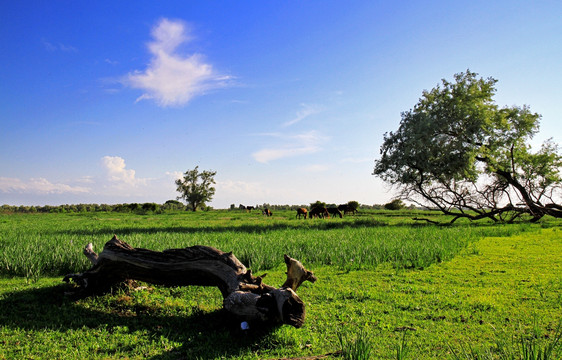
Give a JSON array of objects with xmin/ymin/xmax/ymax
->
[
  {"xmin": 175, "ymin": 166, "xmax": 217, "ymax": 211},
  {"xmin": 384, "ymin": 199, "xmax": 405, "ymax": 211},
  {"xmin": 373, "ymin": 70, "xmax": 562, "ymax": 223}
]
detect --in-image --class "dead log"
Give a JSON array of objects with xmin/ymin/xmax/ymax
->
[{"xmin": 63, "ymin": 235, "xmax": 316, "ymax": 328}]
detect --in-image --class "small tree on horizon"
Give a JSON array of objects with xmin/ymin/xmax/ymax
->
[
  {"xmin": 346, "ymin": 201, "xmax": 360, "ymax": 212},
  {"xmin": 310, "ymin": 200, "xmax": 327, "ymax": 211},
  {"xmin": 175, "ymin": 166, "xmax": 217, "ymax": 212},
  {"xmin": 384, "ymin": 199, "xmax": 405, "ymax": 210}
]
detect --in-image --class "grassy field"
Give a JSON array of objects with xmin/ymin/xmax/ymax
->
[{"xmin": 0, "ymin": 210, "xmax": 560, "ymax": 359}]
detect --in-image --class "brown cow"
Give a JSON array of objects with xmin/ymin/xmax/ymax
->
[
  {"xmin": 263, "ymin": 208, "xmax": 272, "ymax": 216},
  {"xmin": 309, "ymin": 207, "xmax": 330, "ymax": 219},
  {"xmin": 296, "ymin": 208, "xmax": 308, "ymax": 219}
]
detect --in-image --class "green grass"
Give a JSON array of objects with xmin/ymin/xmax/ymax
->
[
  {"xmin": 0, "ymin": 210, "xmax": 531, "ymax": 278},
  {"xmin": 0, "ymin": 210, "xmax": 561, "ymax": 359}
]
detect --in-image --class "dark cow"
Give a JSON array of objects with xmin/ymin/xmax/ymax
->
[
  {"xmin": 262, "ymin": 208, "xmax": 272, "ymax": 216},
  {"xmin": 296, "ymin": 207, "xmax": 308, "ymax": 219},
  {"xmin": 309, "ymin": 207, "xmax": 330, "ymax": 219},
  {"xmin": 338, "ymin": 204, "xmax": 356, "ymax": 215},
  {"xmin": 246, "ymin": 206, "xmax": 255, "ymax": 212},
  {"xmin": 327, "ymin": 207, "xmax": 343, "ymax": 218}
]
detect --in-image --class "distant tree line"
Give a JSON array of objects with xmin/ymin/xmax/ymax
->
[
  {"xmin": 2, "ymin": 199, "xmax": 413, "ymax": 214},
  {"xmin": 0, "ymin": 200, "xmax": 192, "ymax": 214}
]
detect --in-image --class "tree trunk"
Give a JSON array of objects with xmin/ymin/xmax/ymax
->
[{"xmin": 63, "ymin": 236, "xmax": 316, "ymax": 328}]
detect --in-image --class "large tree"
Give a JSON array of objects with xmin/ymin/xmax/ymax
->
[
  {"xmin": 175, "ymin": 166, "xmax": 217, "ymax": 211},
  {"xmin": 373, "ymin": 70, "xmax": 562, "ymax": 223}
]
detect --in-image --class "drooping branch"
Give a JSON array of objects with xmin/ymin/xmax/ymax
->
[
  {"xmin": 64, "ymin": 236, "xmax": 316, "ymax": 328},
  {"xmin": 495, "ymin": 169, "xmax": 562, "ymax": 221},
  {"xmin": 410, "ymin": 176, "xmax": 523, "ymax": 224}
]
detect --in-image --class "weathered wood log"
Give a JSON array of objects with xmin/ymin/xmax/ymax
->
[{"xmin": 63, "ymin": 235, "xmax": 316, "ymax": 328}]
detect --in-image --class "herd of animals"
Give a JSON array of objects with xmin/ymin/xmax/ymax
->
[{"xmin": 239, "ymin": 204, "xmax": 358, "ymax": 219}]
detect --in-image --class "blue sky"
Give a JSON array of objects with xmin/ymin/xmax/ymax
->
[{"xmin": 1, "ymin": 1, "xmax": 561, "ymax": 208}]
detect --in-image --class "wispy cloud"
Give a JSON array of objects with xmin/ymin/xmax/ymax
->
[
  {"xmin": 124, "ymin": 18, "xmax": 231, "ymax": 107},
  {"xmin": 252, "ymin": 146, "xmax": 320, "ymax": 163},
  {"xmin": 252, "ymin": 130, "xmax": 329, "ymax": 163},
  {"xmin": 104, "ymin": 58, "xmax": 119, "ymax": 65},
  {"xmin": 42, "ymin": 39, "xmax": 77, "ymax": 53},
  {"xmin": 282, "ymin": 103, "xmax": 323, "ymax": 127},
  {"xmin": 0, "ymin": 177, "xmax": 89, "ymax": 194}
]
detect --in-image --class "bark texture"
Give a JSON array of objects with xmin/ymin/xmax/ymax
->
[{"xmin": 64, "ymin": 236, "xmax": 316, "ymax": 328}]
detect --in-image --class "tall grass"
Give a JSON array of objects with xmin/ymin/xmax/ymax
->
[
  {"xmin": 0, "ymin": 210, "xmax": 536, "ymax": 278},
  {"xmin": 338, "ymin": 328, "xmax": 374, "ymax": 360}
]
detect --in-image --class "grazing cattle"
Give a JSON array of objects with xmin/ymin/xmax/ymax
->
[
  {"xmin": 246, "ymin": 206, "xmax": 255, "ymax": 212},
  {"xmin": 263, "ymin": 208, "xmax": 272, "ymax": 216},
  {"xmin": 338, "ymin": 204, "xmax": 357, "ymax": 215},
  {"xmin": 327, "ymin": 207, "xmax": 343, "ymax": 218},
  {"xmin": 309, "ymin": 207, "xmax": 330, "ymax": 219},
  {"xmin": 296, "ymin": 208, "xmax": 308, "ymax": 219}
]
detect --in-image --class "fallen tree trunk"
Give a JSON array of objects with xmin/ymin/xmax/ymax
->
[{"xmin": 63, "ymin": 236, "xmax": 316, "ymax": 328}]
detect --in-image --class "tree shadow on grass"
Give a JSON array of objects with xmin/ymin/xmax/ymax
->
[{"xmin": 0, "ymin": 283, "xmax": 281, "ymax": 359}]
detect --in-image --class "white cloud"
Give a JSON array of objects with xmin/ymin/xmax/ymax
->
[
  {"xmin": 125, "ymin": 18, "xmax": 230, "ymax": 107},
  {"xmin": 101, "ymin": 156, "xmax": 146, "ymax": 186},
  {"xmin": 282, "ymin": 103, "xmax": 323, "ymax": 127},
  {"xmin": 0, "ymin": 177, "xmax": 89, "ymax": 194},
  {"xmin": 252, "ymin": 130, "xmax": 329, "ymax": 163}
]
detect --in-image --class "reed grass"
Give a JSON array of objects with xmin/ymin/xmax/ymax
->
[{"xmin": 0, "ymin": 210, "xmax": 530, "ymax": 278}]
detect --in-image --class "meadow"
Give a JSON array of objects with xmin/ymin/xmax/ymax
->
[{"xmin": 0, "ymin": 209, "xmax": 560, "ymax": 359}]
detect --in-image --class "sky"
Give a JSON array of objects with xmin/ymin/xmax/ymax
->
[{"xmin": 1, "ymin": 1, "xmax": 561, "ymax": 209}]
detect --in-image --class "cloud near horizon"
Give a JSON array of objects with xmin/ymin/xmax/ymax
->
[
  {"xmin": 125, "ymin": 18, "xmax": 230, "ymax": 107},
  {"xmin": 0, "ymin": 177, "xmax": 89, "ymax": 195},
  {"xmin": 1, "ymin": 157, "xmax": 172, "ymax": 199}
]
